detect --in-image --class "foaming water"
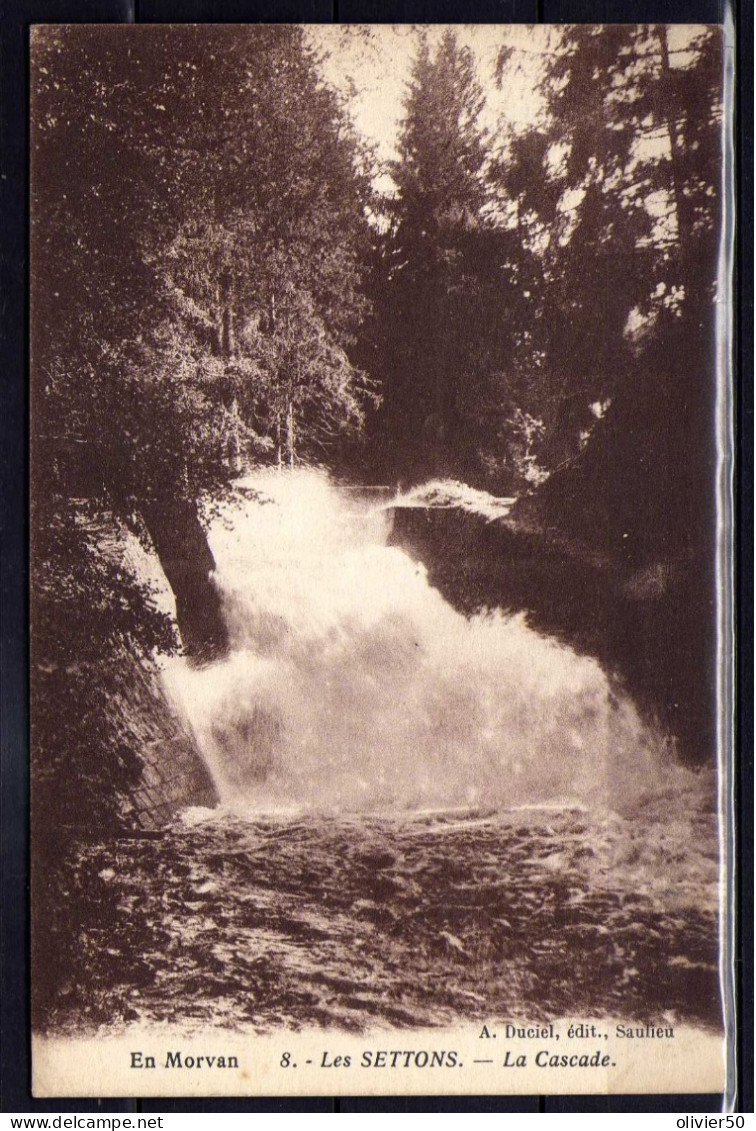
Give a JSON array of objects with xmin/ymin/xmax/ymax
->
[{"xmin": 163, "ymin": 469, "xmax": 685, "ymax": 813}]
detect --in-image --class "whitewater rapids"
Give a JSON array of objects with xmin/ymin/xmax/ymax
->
[{"xmin": 163, "ymin": 468, "xmax": 692, "ymax": 815}]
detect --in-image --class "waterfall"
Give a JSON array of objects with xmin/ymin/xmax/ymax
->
[{"xmin": 163, "ymin": 468, "xmax": 686, "ymax": 814}]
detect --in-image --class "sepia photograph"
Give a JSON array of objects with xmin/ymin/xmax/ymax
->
[{"xmin": 29, "ymin": 23, "xmax": 731, "ymax": 1097}]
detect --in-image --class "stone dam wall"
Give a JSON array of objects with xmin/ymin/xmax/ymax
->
[
  {"xmin": 113, "ymin": 652, "xmax": 218, "ymax": 830},
  {"xmin": 83, "ymin": 505, "xmax": 218, "ymax": 829}
]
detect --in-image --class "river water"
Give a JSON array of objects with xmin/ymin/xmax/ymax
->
[{"xmin": 54, "ymin": 470, "xmax": 723, "ymax": 1036}]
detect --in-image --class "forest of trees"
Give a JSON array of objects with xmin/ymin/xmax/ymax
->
[{"xmin": 31, "ymin": 23, "xmax": 724, "ymax": 832}]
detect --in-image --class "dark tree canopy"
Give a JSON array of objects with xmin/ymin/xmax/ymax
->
[
  {"xmin": 495, "ymin": 26, "xmax": 724, "ymax": 554},
  {"xmin": 493, "ymin": 25, "xmax": 723, "ymax": 495},
  {"xmin": 32, "ymin": 25, "xmax": 375, "ymax": 515}
]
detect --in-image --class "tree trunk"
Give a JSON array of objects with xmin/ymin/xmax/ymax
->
[
  {"xmin": 286, "ymin": 399, "xmax": 296, "ymax": 467},
  {"xmin": 221, "ymin": 271, "xmax": 235, "ymax": 357},
  {"xmin": 141, "ymin": 496, "xmax": 229, "ymax": 665}
]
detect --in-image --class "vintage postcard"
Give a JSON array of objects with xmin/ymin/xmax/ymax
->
[{"xmin": 30, "ymin": 23, "xmax": 733, "ymax": 1097}]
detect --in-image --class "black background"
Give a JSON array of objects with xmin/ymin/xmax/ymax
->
[{"xmin": 1, "ymin": 0, "xmax": 752, "ymax": 1113}]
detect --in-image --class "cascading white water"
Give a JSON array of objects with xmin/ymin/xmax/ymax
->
[{"xmin": 163, "ymin": 468, "xmax": 679, "ymax": 813}]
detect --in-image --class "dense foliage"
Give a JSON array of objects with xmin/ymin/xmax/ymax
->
[
  {"xmin": 494, "ymin": 26, "xmax": 723, "ymax": 544},
  {"xmin": 369, "ymin": 26, "xmax": 723, "ymax": 508},
  {"xmin": 32, "ymin": 25, "xmax": 375, "ymax": 510}
]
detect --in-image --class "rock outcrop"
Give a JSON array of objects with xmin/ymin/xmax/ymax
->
[{"xmin": 388, "ymin": 499, "xmax": 716, "ymax": 765}]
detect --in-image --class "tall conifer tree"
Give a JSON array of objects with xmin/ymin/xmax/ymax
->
[{"xmin": 374, "ymin": 31, "xmax": 498, "ymax": 484}]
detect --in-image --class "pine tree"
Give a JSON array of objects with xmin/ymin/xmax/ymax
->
[{"xmin": 374, "ymin": 31, "xmax": 499, "ymax": 485}]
